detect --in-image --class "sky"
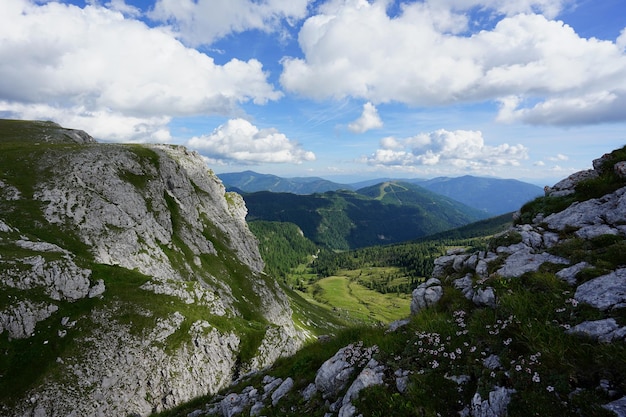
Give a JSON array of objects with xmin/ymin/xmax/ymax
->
[{"xmin": 1, "ymin": 0, "xmax": 626, "ymax": 185}]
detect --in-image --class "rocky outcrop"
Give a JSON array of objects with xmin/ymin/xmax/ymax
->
[
  {"xmin": 407, "ymin": 149, "xmax": 626, "ymax": 416},
  {"xmin": 0, "ymin": 123, "xmax": 306, "ymax": 417}
]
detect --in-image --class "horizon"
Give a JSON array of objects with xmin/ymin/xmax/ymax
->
[
  {"xmin": 1, "ymin": 1, "xmax": 625, "ymax": 184},
  {"xmin": 215, "ymin": 168, "xmax": 553, "ymax": 188}
]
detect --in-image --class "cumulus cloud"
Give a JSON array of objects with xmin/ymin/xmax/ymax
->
[
  {"xmin": 365, "ymin": 129, "xmax": 528, "ymax": 170},
  {"xmin": 549, "ymin": 153, "xmax": 569, "ymax": 161},
  {"xmin": 348, "ymin": 102, "xmax": 383, "ymax": 133},
  {"xmin": 280, "ymin": 0, "xmax": 626, "ymax": 125},
  {"xmin": 0, "ymin": 0, "xmax": 281, "ymax": 141},
  {"xmin": 150, "ymin": 0, "xmax": 310, "ymax": 46},
  {"xmin": 187, "ymin": 118, "xmax": 316, "ymax": 164}
]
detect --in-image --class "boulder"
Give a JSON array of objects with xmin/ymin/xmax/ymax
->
[
  {"xmin": 271, "ymin": 377, "xmax": 294, "ymax": 406},
  {"xmin": 604, "ymin": 396, "xmax": 626, "ymax": 417},
  {"xmin": 315, "ymin": 347, "xmax": 357, "ymax": 399},
  {"xmin": 556, "ymin": 262, "xmax": 590, "ymax": 286},
  {"xmin": 567, "ymin": 318, "xmax": 625, "ymax": 342},
  {"xmin": 496, "ymin": 247, "xmax": 568, "ymax": 278},
  {"xmin": 470, "ymin": 386, "xmax": 515, "ymax": 417},
  {"xmin": 575, "ymin": 268, "xmax": 626, "ymax": 311},
  {"xmin": 339, "ymin": 359, "xmax": 385, "ymax": 417},
  {"xmin": 411, "ymin": 278, "xmax": 443, "ymax": 315}
]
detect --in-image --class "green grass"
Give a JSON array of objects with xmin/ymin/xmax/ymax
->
[{"xmin": 304, "ymin": 274, "xmax": 411, "ymax": 324}]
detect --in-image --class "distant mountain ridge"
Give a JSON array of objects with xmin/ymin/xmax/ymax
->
[
  {"xmin": 414, "ymin": 175, "xmax": 543, "ymax": 215},
  {"xmin": 218, "ymin": 171, "xmax": 543, "ymax": 215},
  {"xmin": 243, "ymin": 182, "xmax": 488, "ymax": 250},
  {"xmin": 218, "ymin": 170, "xmax": 348, "ymax": 194}
]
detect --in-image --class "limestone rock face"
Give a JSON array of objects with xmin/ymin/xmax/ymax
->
[
  {"xmin": 410, "ymin": 278, "xmax": 443, "ymax": 314},
  {"xmin": 0, "ymin": 133, "xmax": 305, "ymax": 417}
]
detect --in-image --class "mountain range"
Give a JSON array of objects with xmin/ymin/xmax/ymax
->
[
  {"xmin": 243, "ymin": 181, "xmax": 489, "ymax": 250},
  {"xmin": 218, "ymin": 171, "xmax": 543, "ymax": 216}
]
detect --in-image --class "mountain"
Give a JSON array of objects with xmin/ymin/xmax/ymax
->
[
  {"xmin": 218, "ymin": 171, "xmax": 543, "ymax": 216},
  {"xmin": 218, "ymin": 171, "xmax": 350, "ymax": 194},
  {"xmin": 153, "ymin": 146, "xmax": 626, "ymax": 417},
  {"xmin": 0, "ymin": 119, "xmax": 337, "ymax": 417},
  {"xmin": 243, "ymin": 182, "xmax": 488, "ymax": 250},
  {"xmin": 414, "ymin": 175, "xmax": 543, "ymax": 215}
]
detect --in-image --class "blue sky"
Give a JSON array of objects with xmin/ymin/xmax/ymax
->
[{"xmin": 1, "ymin": 0, "xmax": 626, "ymax": 185}]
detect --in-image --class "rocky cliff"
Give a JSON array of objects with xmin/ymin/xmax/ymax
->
[
  {"xmin": 0, "ymin": 120, "xmax": 307, "ymax": 416},
  {"xmin": 162, "ymin": 146, "xmax": 626, "ymax": 417}
]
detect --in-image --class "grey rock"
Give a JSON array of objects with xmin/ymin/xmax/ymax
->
[
  {"xmin": 544, "ymin": 187, "xmax": 626, "ymax": 234},
  {"xmin": 396, "ymin": 376, "xmax": 409, "ymax": 394},
  {"xmin": 446, "ymin": 374, "xmax": 471, "ymax": 385},
  {"xmin": 567, "ymin": 318, "xmax": 624, "ymax": 342},
  {"xmin": 0, "ymin": 301, "xmax": 59, "ymax": 339},
  {"xmin": 496, "ymin": 247, "xmax": 568, "ymax": 278},
  {"xmin": 454, "ymin": 275, "xmax": 474, "ymax": 300},
  {"xmin": 483, "ymin": 355, "xmax": 501, "ymax": 370},
  {"xmin": 542, "ymin": 231, "xmax": 560, "ymax": 248},
  {"xmin": 411, "ymin": 278, "xmax": 443, "ymax": 315},
  {"xmin": 271, "ymin": 377, "xmax": 293, "ymax": 406},
  {"xmin": 249, "ymin": 401, "xmax": 265, "ymax": 416},
  {"xmin": 88, "ymin": 279, "xmax": 106, "ymax": 298},
  {"xmin": 432, "ymin": 254, "xmax": 458, "ymax": 278},
  {"xmin": 338, "ymin": 403, "xmax": 357, "ymax": 417},
  {"xmin": 575, "ymin": 268, "xmax": 626, "ymax": 311},
  {"xmin": 263, "ymin": 377, "xmax": 283, "ymax": 397},
  {"xmin": 453, "ymin": 254, "xmax": 470, "ymax": 272},
  {"xmin": 387, "ymin": 319, "xmax": 410, "ymax": 333},
  {"xmin": 221, "ymin": 393, "xmax": 245, "ymax": 417},
  {"xmin": 473, "ymin": 287, "xmax": 496, "ymax": 308},
  {"xmin": 302, "ymin": 383, "xmax": 317, "ymax": 401},
  {"xmin": 556, "ymin": 262, "xmax": 590, "ymax": 285},
  {"xmin": 518, "ymin": 225, "xmax": 543, "ymax": 249},
  {"xmin": 547, "ymin": 169, "xmax": 598, "ymax": 197},
  {"xmin": 470, "ymin": 386, "xmax": 515, "ymax": 417},
  {"xmin": 454, "ymin": 275, "xmax": 496, "ymax": 307},
  {"xmin": 604, "ymin": 396, "xmax": 626, "ymax": 417},
  {"xmin": 342, "ymin": 359, "xmax": 385, "ymax": 406},
  {"xmin": 315, "ymin": 347, "xmax": 356, "ymax": 399},
  {"xmin": 575, "ymin": 224, "xmax": 619, "ymax": 240}
]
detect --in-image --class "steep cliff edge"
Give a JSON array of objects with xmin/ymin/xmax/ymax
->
[{"xmin": 0, "ymin": 120, "xmax": 306, "ymax": 416}]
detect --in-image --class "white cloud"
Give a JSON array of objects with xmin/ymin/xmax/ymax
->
[
  {"xmin": 187, "ymin": 118, "xmax": 316, "ymax": 164},
  {"xmin": 426, "ymin": 0, "xmax": 571, "ymax": 19},
  {"xmin": 548, "ymin": 153, "xmax": 568, "ymax": 161},
  {"xmin": 280, "ymin": 0, "xmax": 626, "ymax": 125},
  {"xmin": 348, "ymin": 102, "xmax": 383, "ymax": 133},
  {"xmin": 0, "ymin": 0, "xmax": 281, "ymax": 141},
  {"xmin": 365, "ymin": 129, "xmax": 528, "ymax": 170},
  {"xmin": 150, "ymin": 0, "xmax": 310, "ymax": 46},
  {"xmin": 0, "ymin": 101, "xmax": 172, "ymax": 143}
]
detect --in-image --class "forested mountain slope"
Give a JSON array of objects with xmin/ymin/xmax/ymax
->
[{"xmin": 244, "ymin": 184, "xmax": 487, "ymax": 250}]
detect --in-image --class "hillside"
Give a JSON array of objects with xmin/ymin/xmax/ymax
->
[
  {"xmin": 243, "ymin": 185, "xmax": 487, "ymax": 250},
  {"xmin": 416, "ymin": 175, "xmax": 543, "ymax": 215},
  {"xmin": 219, "ymin": 171, "xmax": 348, "ymax": 194},
  {"xmin": 218, "ymin": 171, "xmax": 543, "ymax": 216},
  {"xmin": 154, "ymin": 145, "xmax": 626, "ymax": 417},
  {"xmin": 0, "ymin": 120, "xmax": 342, "ymax": 417}
]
